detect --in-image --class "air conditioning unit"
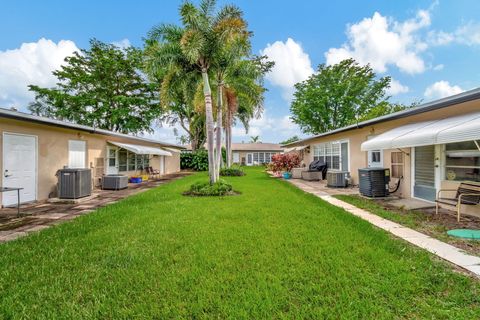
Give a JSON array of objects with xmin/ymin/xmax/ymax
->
[
  {"xmin": 358, "ymin": 168, "xmax": 391, "ymax": 198},
  {"xmin": 102, "ymin": 174, "xmax": 128, "ymax": 190},
  {"xmin": 58, "ymin": 168, "xmax": 92, "ymax": 199},
  {"xmin": 327, "ymin": 171, "xmax": 349, "ymax": 188}
]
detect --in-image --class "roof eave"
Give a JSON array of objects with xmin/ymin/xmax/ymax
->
[
  {"xmin": 0, "ymin": 108, "xmax": 185, "ymax": 149},
  {"xmin": 283, "ymin": 87, "xmax": 480, "ymax": 148}
]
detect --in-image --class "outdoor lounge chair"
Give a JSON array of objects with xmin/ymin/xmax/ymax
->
[
  {"xmin": 435, "ymin": 182, "xmax": 480, "ymax": 222},
  {"xmin": 146, "ymin": 166, "xmax": 160, "ymax": 179}
]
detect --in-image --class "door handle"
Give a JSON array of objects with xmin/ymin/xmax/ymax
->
[{"xmin": 4, "ymin": 170, "xmax": 12, "ymax": 178}]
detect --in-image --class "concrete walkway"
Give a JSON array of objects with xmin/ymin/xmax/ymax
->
[{"xmin": 287, "ymin": 178, "xmax": 480, "ymax": 277}]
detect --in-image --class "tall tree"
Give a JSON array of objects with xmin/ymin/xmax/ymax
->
[
  {"xmin": 222, "ymin": 55, "xmax": 272, "ymax": 167},
  {"xmin": 28, "ymin": 39, "xmax": 160, "ymax": 134},
  {"xmin": 280, "ymin": 135, "xmax": 300, "ymax": 145},
  {"xmin": 250, "ymin": 135, "xmax": 260, "ymax": 143},
  {"xmin": 144, "ymin": 34, "xmax": 206, "ymax": 150},
  {"xmin": 290, "ymin": 59, "xmax": 405, "ymax": 135},
  {"xmin": 146, "ymin": 0, "xmax": 249, "ymax": 184}
]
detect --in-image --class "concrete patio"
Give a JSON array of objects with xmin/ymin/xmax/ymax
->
[
  {"xmin": 287, "ymin": 177, "xmax": 360, "ymax": 196},
  {"xmin": 0, "ymin": 172, "xmax": 190, "ymax": 243}
]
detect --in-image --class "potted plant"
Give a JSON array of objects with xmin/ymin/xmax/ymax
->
[{"xmin": 271, "ymin": 153, "xmax": 300, "ymax": 179}]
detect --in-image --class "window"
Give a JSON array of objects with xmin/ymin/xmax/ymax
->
[
  {"xmin": 445, "ymin": 141, "xmax": 480, "ymax": 182},
  {"xmin": 391, "ymin": 152, "xmax": 404, "ymax": 178},
  {"xmin": 117, "ymin": 150, "xmax": 151, "ymax": 172},
  {"xmin": 259, "ymin": 152, "xmax": 265, "ymax": 163},
  {"xmin": 253, "ymin": 152, "xmax": 259, "ymax": 163},
  {"xmin": 108, "ymin": 148, "xmax": 117, "ymax": 167},
  {"xmin": 127, "ymin": 152, "xmax": 136, "ymax": 171},
  {"xmin": 313, "ymin": 141, "xmax": 345, "ymax": 170},
  {"xmin": 119, "ymin": 149, "xmax": 128, "ymax": 172}
]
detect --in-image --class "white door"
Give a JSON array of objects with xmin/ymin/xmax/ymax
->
[
  {"xmin": 233, "ymin": 152, "xmax": 240, "ymax": 164},
  {"xmin": 368, "ymin": 150, "xmax": 383, "ymax": 168},
  {"xmin": 2, "ymin": 133, "xmax": 37, "ymax": 206},
  {"xmin": 246, "ymin": 153, "xmax": 253, "ymax": 166},
  {"xmin": 106, "ymin": 146, "xmax": 119, "ymax": 174},
  {"xmin": 68, "ymin": 140, "xmax": 86, "ymax": 168}
]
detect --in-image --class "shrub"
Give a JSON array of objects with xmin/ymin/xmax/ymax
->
[
  {"xmin": 220, "ymin": 167, "xmax": 245, "ymax": 176},
  {"xmin": 180, "ymin": 148, "xmax": 228, "ymax": 171},
  {"xmin": 184, "ymin": 180, "xmax": 235, "ymax": 196},
  {"xmin": 180, "ymin": 150, "xmax": 208, "ymax": 171},
  {"xmin": 271, "ymin": 153, "xmax": 301, "ymax": 173}
]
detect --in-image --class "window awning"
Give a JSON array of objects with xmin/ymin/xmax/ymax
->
[
  {"xmin": 284, "ymin": 145, "xmax": 308, "ymax": 153},
  {"xmin": 361, "ymin": 112, "xmax": 480, "ymax": 151},
  {"xmin": 164, "ymin": 147, "xmax": 181, "ymax": 153},
  {"xmin": 108, "ymin": 141, "xmax": 172, "ymax": 156}
]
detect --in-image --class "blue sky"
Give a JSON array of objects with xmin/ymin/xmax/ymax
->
[{"xmin": 1, "ymin": 0, "xmax": 480, "ymax": 144}]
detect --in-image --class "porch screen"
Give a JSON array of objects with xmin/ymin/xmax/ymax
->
[{"xmin": 445, "ymin": 141, "xmax": 480, "ymax": 182}]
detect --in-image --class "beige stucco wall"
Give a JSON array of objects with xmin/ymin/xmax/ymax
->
[
  {"xmin": 289, "ymin": 99, "xmax": 480, "ymax": 201},
  {"xmin": 0, "ymin": 118, "xmax": 181, "ymax": 204}
]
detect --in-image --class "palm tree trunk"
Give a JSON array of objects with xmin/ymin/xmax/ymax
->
[
  {"xmin": 202, "ymin": 69, "xmax": 216, "ymax": 184},
  {"xmin": 215, "ymin": 84, "xmax": 223, "ymax": 179},
  {"xmin": 226, "ymin": 107, "xmax": 232, "ymax": 167}
]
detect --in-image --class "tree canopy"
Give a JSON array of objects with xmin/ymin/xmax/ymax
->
[
  {"xmin": 280, "ymin": 135, "xmax": 300, "ymax": 145},
  {"xmin": 28, "ymin": 39, "xmax": 160, "ymax": 134},
  {"xmin": 290, "ymin": 59, "xmax": 409, "ymax": 135}
]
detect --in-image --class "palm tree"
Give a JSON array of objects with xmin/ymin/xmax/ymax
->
[
  {"xmin": 250, "ymin": 136, "xmax": 260, "ymax": 143},
  {"xmin": 144, "ymin": 35, "xmax": 206, "ymax": 150},
  {"xmin": 180, "ymin": 0, "xmax": 248, "ymax": 183},
  {"xmin": 212, "ymin": 38, "xmax": 251, "ymax": 177},
  {"xmin": 222, "ymin": 56, "xmax": 273, "ymax": 167},
  {"xmin": 146, "ymin": 0, "xmax": 249, "ymax": 183}
]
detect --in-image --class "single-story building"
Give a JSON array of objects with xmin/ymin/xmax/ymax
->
[
  {"xmin": 0, "ymin": 108, "xmax": 183, "ymax": 207},
  {"xmin": 231, "ymin": 142, "xmax": 283, "ymax": 166},
  {"xmin": 282, "ymin": 88, "xmax": 480, "ymax": 215}
]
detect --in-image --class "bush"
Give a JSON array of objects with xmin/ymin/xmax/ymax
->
[
  {"xmin": 180, "ymin": 148, "xmax": 228, "ymax": 171},
  {"xmin": 184, "ymin": 180, "xmax": 235, "ymax": 196},
  {"xmin": 220, "ymin": 167, "xmax": 245, "ymax": 176},
  {"xmin": 271, "ymin": 153, "xmax": 301, "ymax": 173},
  {"xmin": 181, "ymin": 150, "xmax": 208, "ymax": 171}
]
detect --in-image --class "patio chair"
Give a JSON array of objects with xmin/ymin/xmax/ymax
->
[
  {"xmin": 146, "ymin": 166, "xmax": 160, "ymax": 180},
  {"xmin": 435, "ymin": 182, "xmax": 480, "ymax": 222}
]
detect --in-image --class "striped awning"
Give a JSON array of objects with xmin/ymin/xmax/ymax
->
[
  {"xmin": 361, "ymin": 112, "xmax": 480, "ymax": 151},
  {"xmin": 108, "ymin": 141, "xmax": 172, "ymax": 156}
]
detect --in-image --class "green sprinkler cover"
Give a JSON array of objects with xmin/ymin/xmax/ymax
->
[{"xmin": 447, "ymin": 229, "xmax": 480, "ymax": 240}]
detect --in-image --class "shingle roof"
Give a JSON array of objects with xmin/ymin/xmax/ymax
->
[
  {"xmin": 231, "ymin": 142, "xmax": 282, "ymax": 151},
  {"xmin": 0, "ymin": 107, "xmax": 184, "ymax": 149}
]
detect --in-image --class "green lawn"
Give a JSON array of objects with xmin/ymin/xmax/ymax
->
[{"xmin": 0, "ymin": 167, "xmax": 479, "ymax": 318}]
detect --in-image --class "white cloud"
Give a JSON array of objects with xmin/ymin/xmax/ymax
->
[
  {"xmin": 386, "ymin": 78, "xmax": 409, "ymax": 95},
  {"xmin": 112, "ymin": 38, "xmax": 131, "ymax": 49},
  {"xmin": 424, "ymin": 81, "xmax": 464, "ymax": 100},
  {"xmin": 432, "ymin": 64, "xmax": 444, "ymax": 71},
  {"xmin": 428, "ymin": 30, "xmax": 454, "ymax": 46},
  {"xmin": 0, "ymin": 38, "xmax": 79, "ymax": 109},
  {"xmin": 325, "ymin": 9, "xmax": 431, "ymax": 74},
  {"xmin": 429, "ymin": 22, "xmax": 480, "ymax": 47},
  {"xmin": 260, "ymin": 38, "xmax": 314, "ymax": 101},
  {"xmin": 232, "ymin": 111, "xmax": 301, "ymax": 143}
]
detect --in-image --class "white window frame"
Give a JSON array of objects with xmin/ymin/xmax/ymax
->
[{"xmin": 312, "ymin": 139, "xmax": 349, "ymax": 171}]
